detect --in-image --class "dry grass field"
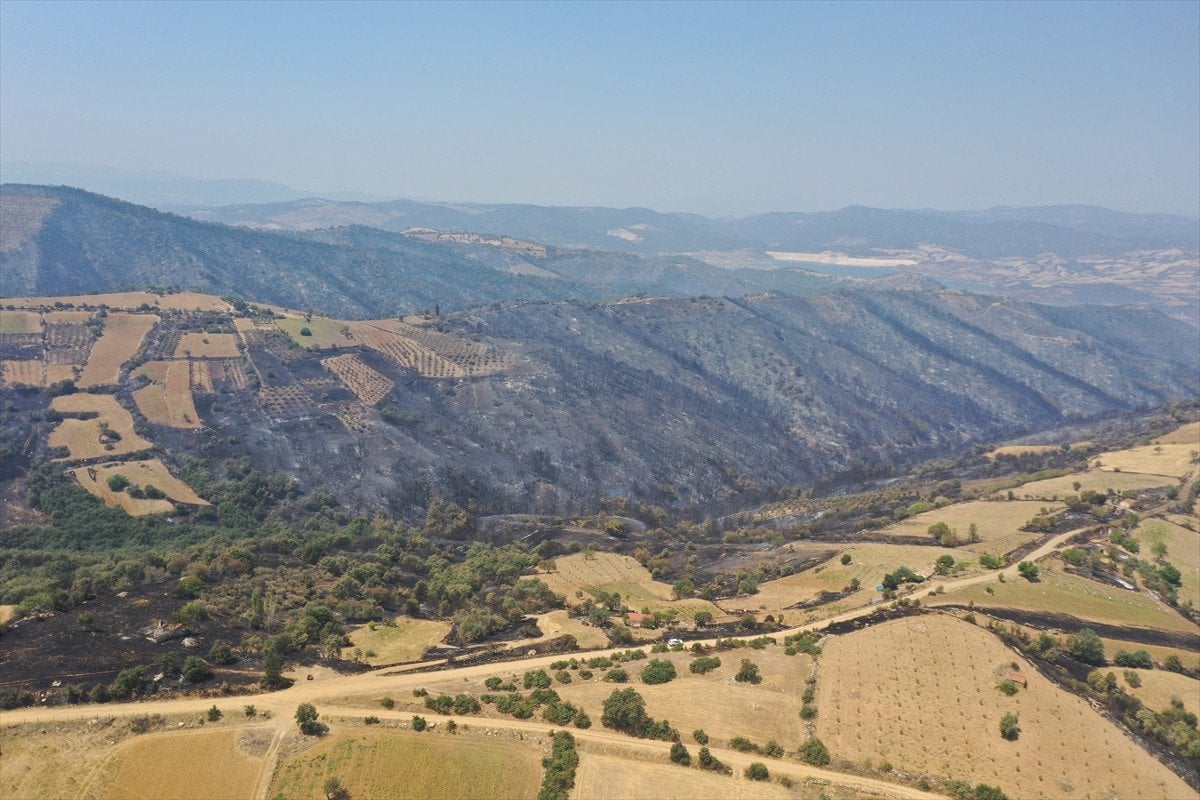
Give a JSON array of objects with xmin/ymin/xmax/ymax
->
[
  {"xmin": 77, "ymin": 313, "xmax": 158, "ymax": 388},
  {"xmin": 133, "ymin": 360, "xmax": 201, "ymax": 428},
  {"xmin": 723, "ymin": 542, "xmax": 953, "ymax": 617},
  {"xmin": 931, "ymin": 558, "xmax": 1200, "ymax": 633},
  {"xmin": 99, "ymin": 727, "xmax": 266, "ymax": 800},
  {"xmin": 574, "ymin": 752, "xmax": 794, "ymax": 800},
  {"xmin": 43, "ymin": 310, "xmax": 91, "ymax": 324},
  {"xmin": 1123, "ymin": 669, "xmax": 1199, "ymax": 716},
  {"xmin": 0, "ymin": 309, "xmax": 41, "ymax": 333},
  {"xmin": 879, "ymin": 500, "xmax": 1060, "ymax": 557},
  {"xmin": 49, "ymin": 394, "xmax": 153, "ymax": 461},
  {"xmin": 817, "ymin": 615, "xmax": 1194, "ymax": 800},
  {"xmin": 277, "ymin": 316, "xmax": 358, "ymax": 349},
  {"xmin": 321, "ymin": 353, "xmax": 395, "ymax": 405},
  {"xmin": 537, "ymin": 552, "xmax": 723, "ymax": 622},
  {"xmin": 1, "ymin": 359, "xmax": 43, "ymax": 386},
  {"xmin": 1136, "ymin": 518, "xmax": 1200, "ymax": 608},
  {"xmin": 4, "ymin": 291, "xmax": 230, "ymax": 312},
  {"xmin": 71, "ymin": 459, "xmax": 209, "ymax": 515},
  {"xmin": 0, "ymin": 604, "xmax": 15, "ymax": 624},
  {"xmin": 1155, "ymin": 422, "xmax": 1200, "ymax": 446},
  {"xmin": 1100, "ymin": 637, "xmax": 1200, "ymax": 672},
  {"xmin": 1094, "ymin": 443, "xmax": 1199, "ymax": 479},
  {"xmin": 0, "ymin": 721, "xmax": 123, "ymax": 800},
  {"xmin": 269, "ymin": 728, "xmax": 542, "ymax": 800},
  {"xmin": 1006, "ymin": 469, "xmax": 1175, "ymax": 500},
  {"xmin": 531, "ymin": 609, "xmax": 611, "ymax": 649},
  {"xmin": 987, "ymin": 444, "xmax": 1062, "ymax": 458},
  {"xmin": 174, "ymin": 332, "xmax": 240, "ymax": 358},
  {"xmin": 343, "ymin": 617, "xmax": 451, "ymax": 665}
]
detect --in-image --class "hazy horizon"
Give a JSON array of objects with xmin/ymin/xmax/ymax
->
[{"xmin": 2, "ymin": 1, "xmax": 1198, "ymax": 217}]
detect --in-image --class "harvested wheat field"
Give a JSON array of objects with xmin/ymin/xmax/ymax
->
[
  {"xmin": 537, "ymin": 552, "xmax": 722, "ymax": 622},
  {"xmin": 987, "ymin": 444, "xmax": 1062, "ymax": 458},
  {"xmin": 77, "ymin": 313, "xmax": 158, "ymax": 387},
  {"xmin": 43, "ymin": 310, "xmax": 91, "ymax": 324},
  {"xmin": 174, "ymin": 332, "xmax": 240, "ymax": 358},
  {"xmin": 931, "ymin": 558, "xmax": 1200, "ymax": 633},
  {"xmin": 0, "ymin": 721, "xmax": 128, "ymax": 800},
  {"xmin": 0, "ymin": 309, "xmax": 41, "ymax": 333},
  {"xmin": 343, "ymin": 616, "xmax": 451, "ymax": 665},
  {"xmin": 879, "ymin": 500, "xmax": 1061, "ymax": 557},
  {"xmin": 1155, "ymin": 422, "xmax": 1200, "ymax": 446},
  {"xmin": 133, "ymin": 360, "xmax": 201, "ymax": 428},
  {"xmin": 817, "ymin": 614, "xmax": 1193, "ymax": 799},
  {"xmin": 1123, "ymin": 668, "xmax": 1200, "ymax": 716},
  {"xmin": 722, "ymin": 542, "xmax": 952, "ymax": 616},
  {"xmin": 1008, "ymin": 469, "xmax": 1174, "ymax": 500},
  {"xmin": 49, "ymin": 394, "xmax": 152, "ymax": 461},
  {"xmin": 269, "ymin": 728, "xmax": 541, "ymax": 800},
  {"xmin": 322, "ymin": 353, "xmax": 394, "ymax": 405},
  {"xmin": 98, "ymin": 727, "xmax": 266, "ymax": 800},
  {"xmin": 4, "ymin": 291, "xmax": 230, "ymax": 312},
  {"xmin": 1094, "ymin": 443, "xmax": 1200, "ymax": 480},
  {"xmin": 574, "ymin": 752, "xmax": 793, "ymax": 800},
  {"xmin": 71, "ymin": 459, "xmax": 208, "ymax": 515},
  {"xmin": 1, "ymin": 359, "xmax": 44, "ymax": 386}
]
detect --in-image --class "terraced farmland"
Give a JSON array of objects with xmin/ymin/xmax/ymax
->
[
  {"xmin": 77, "ymin": 313, "xmax": 158, "ymax": 388},
  {"xmin": 48, "ymin": 394, "xmax": 153, "ymax": 461},
  {"xmin": 70, "ymin": 459, "xmax": 209, "ymax": 515},
  {"xmin": 321, "ymin": 353, "xmax": 394, "ymax": 405}
]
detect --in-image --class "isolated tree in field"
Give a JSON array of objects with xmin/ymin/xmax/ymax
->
[
  {"xmin": 669, "ymin": 741, "xmax": 691, "ymax": 765},
  {"xmin": 182, "ymin": 656, "xmax": 212, "ymax": 683},
  {"xmin": 692, "ymin": 609, "xmax": 713, "ymax": 627},
  {"xmin": 797, "ymin": 737, "xmax": 830, "ymax": 766},
  {"xmin": 841, "ymin": 553, "xmax": 852, "ymax": 565},
  {"xmin": 999, "ymin": 712, "xmax": 1020, "ymax": 740},
  {"xmin": 1017, "ymin": 561, "xmax": 1039, "ymax": 581},
  {"xmin": 935, "ymin": 554, "xmax": 956, "ymax": 575},
  {"xmin": 295, "ymin": 703, "xmax": 322, "ymax": 735},
  {"xmin": 640, "ymin": 659, "xmax": 677, "ymax": 685},
  {"xmin": 1066, "ymin": 628, "xmax": 1106, "ymax": 665},
  {"xmin": 323, "ymin": 776, "xmax": 350, "ymax": 800},
  {"xmin": 262, "ymin": 646, "xmax": 285, "ymax": 688},
  {"xmin": 735, "ymin": 659, "xmax": 761, "ymax": 684},
  {"xmin": 106, "ymin": 474, "xmax": 131, "ymax": 492},
  {"xmin": 744, "ymin": 762, "xmax": 770, "ymax": 781},
  {"xmin": 601, "ymin": 687, "xmax": 649, "ymax": 735}
]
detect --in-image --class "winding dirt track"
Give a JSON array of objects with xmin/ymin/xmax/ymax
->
[{"xmin": 3, "ymin": 526, "xmax": 1105, "ymax": 800}]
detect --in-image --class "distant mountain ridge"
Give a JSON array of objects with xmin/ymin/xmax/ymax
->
[{"xmin": 177, "ymin": 196, "xmax": 1200, "ymax": 258}]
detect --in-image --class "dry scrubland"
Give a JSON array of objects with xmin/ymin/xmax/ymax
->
[
  {"xmin": 3, "ymin": 291, "xmax": 231, "ymax": 312},
  {"xmin": 1008, "ymin": 469, "xmax": 1175, "ymax": 500},
  {"xmin": 321, "ymin": 353, "xmax": 394, "ymax": 405},
  {"xmin": 879, "ymin": 499, "xmax": 1060, "ymax": 557},
  {"xmin": 1155, "ymin": 422, "xmax": 1200, "ymax": 446},
  {"xmin": 1137, "ymin": 518, "xmax": 1200, "ymax": 607},
  {"xmin": 77, "ymin": 313, "xmax": 158, "ymax": 388},
  {"xmin": 343, "ymin": 617, "xmax": 451, "ymax": 665},
  {"xmin": 133, "ymin": 360, "xmax": 201, "ymax": 428},
  {"xmin": 537, "ymin": 552, "xmax": 723, "ymax": 621},
  {"xmin": 931, "ymin": 558, "xmax": 1200, "ymax": 634},
  {"xmin": 70, "ymin": 459, "xmax": 208, "ymax": 515},
  {"xmin": 1094, "ymin": 444, "xmax": 1199, "ymax": 479},
  {"xmin": 269, "ymin": 728, "xmax": 542, "ymax": 800},
  {"xmin": 49, "ymin": 394, "xmax": 152, "ymax": 461},
  {"xmin": 574, "ymin": 752, "xmax": 793, "ymax": 800},
  {"xmin": 1123, "ymin": 669, "xmax": 1200, "ymax": 716},
  {"xmin": 817, "ymin": 615, "xmax": 1194, "ymax": 799},
  {"xmin": 722, "ymin": 542, "xmax": 951, "ymax": 616},
  {"xmin": 174, "ymin": 332, "xmax": 240, "ymax": 358}
]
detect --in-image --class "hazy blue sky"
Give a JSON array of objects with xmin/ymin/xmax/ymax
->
[{"xmin": 2, "ymin": 1, "xmax": 1197, "ymax": 215}]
